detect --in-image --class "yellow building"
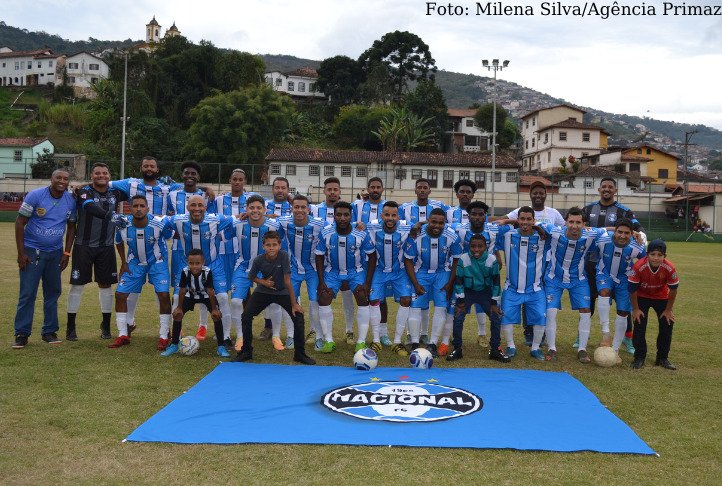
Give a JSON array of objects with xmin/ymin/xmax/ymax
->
[{"xmin": 622, "ymin": 145, "xmax": 678, "ymax": 184}]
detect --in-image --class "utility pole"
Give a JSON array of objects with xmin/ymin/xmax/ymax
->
[{"xmin": 482, "ymin": 59, "xmax": 510, "ymax": 216}]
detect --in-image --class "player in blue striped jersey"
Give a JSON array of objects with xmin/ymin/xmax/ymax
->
[
  {"xmin": 265, "ymin": 177, "xmax": 292, "ymax": 217},
  {"xmin": 446, "ymin": 179, "xmax": 477, "ymax": 224},
  {"xmin": 495, "ymin": 206, "xmax": 548, "ymax": 361},
  {"xmin": 277, "ymin": 195, "xmax": 326, "ymax": 348},
  {"xmin": 596, "ymin": 219, "xmax": 646, "ymax": 355},
  {"xmin": 352, "ymin": 177, "xmax": 385, "ymax": 224},
  {"xmin": 229, "ymin": 195, "xmax": 281, "ymax": 350},
  {"xmin": 366, "ymin": 201, "xmax": 413, "ymax": 356},
  {"xmin": 110, "ymin": 157, "xmax": 174, "ymax": 217},
  {"xmin": 109, "ymin": 195, "xmax": 174, "ymax": 349},
  {"xmin": 315, "ymin": 202, "xmax": 376, "ymax": 353},
  {"xmin": 400, "ymin": 178, "xmax": 450, "ymax": 224},
  {"xmin": 539, "ymin": 207, "xmax": 606, "ymax": 363},
  {"xmin": 404, "ymin": 208, "xmax": 463, "ymax": 356}
]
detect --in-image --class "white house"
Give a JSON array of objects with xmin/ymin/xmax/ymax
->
[
  {"xmin": 585, "ymin": 150, "xmax": 652, "ymax": 178},
  {"xmin": 265, "ymin": 68, "xmax": 325, "ymax": 99},
  {"xmin": 0, "ymin": 48, "xmax": 59, "ymax": 87},
  {"xmin": 444, "ymin": 108, "xmax": 490, "ymax": 153},
  {"xmin": 0, "ymin": 137, "xmax": 55, "ymax": 178},
  {"xmin": 520, "ymin": 104, "xmax": 609, "ymax": 173},
  {"xmin": 556, "ymin": 166, "xmax": 639, "ymax": 196},
  {"xmin": 61, "ymin": 52, "xmax": 109, "ymax": 97}
]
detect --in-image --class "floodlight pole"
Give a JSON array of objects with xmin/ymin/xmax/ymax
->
[
  {"xmin": 683, "ymin": 129, "xmax": 698, "ymax": 233},
  {"xmin": 120, "ymin": 51, "xmax": 128, "ymax": 179},
  {"xmin": 482, "ymin": 59, "xmax": 510, "ymax": 216}
]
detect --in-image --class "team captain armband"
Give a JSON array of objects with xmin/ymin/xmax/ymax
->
[{"xmin": 19, "ymin": 201, "xmax": 34, "ymax": 218}]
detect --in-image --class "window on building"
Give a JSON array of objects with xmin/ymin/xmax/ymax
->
[
  {"xmin": 324, "ymin": 165, "xmax": 335, "ymax": 176},
  {"xmin": 309, "ymin": 82, "xmax": 316, "ymax": 92},
  {"xmin": 474, "ymin": 171, "xmax": 485, "ymax": 189},
  {"xmin": 427, "ymin": 169, "xmax": 438, "ymax": 187},
  {"xmin": 275, "ymin": 78, "xmax": 282, "ymax": 86},
  {"xmin": 465, "ymin": 119, "xmax": 474, "ymax": 127},
  {"xmin": 463, "ymin": 135, "xmax": 478, "ymax": 147},
  {"xmin": 412, "ymin": 169, "xmax": 423, "ymax": 179},
  {"xmin": 584, "ymin": 180, "xmax": 594, "ymax": 189},
  {"xmin": 309, "ymin": 165, "xmax": 320, "ymax": 176},
  {"xmin": 298, "ymin": 82, "xmax": 306, "ymax": 92},
  {"xmin": 506, "ymin": 172, "xmax": 518, "ymax": 182},
  {"xmin": 13, "ymin": 150, "xmax": 22, "ymax": 162},
  {"xmin": 459, "ymin": 170, "xmax": 470, "ymax": 180},
  {"xmin": 1, "ymin": 62, "xmax": 5, "ymax": 68},
  {"xmin": 629, "ymin": 163, "xmax": 640, "ymax": 173},
  {"xmin": 286, "ymin": 165, "xmax": 296, "ymax": 176},
  {"xmin": 377, "ymin": 162, "xmax": 386, "ymax": 171},
  {"xmin": 544, "ymin": 133, "xmax": 549, "ymax": 144},
  {"xmin": 658, "ymin": 168, "xmax": 669, "ymax": 179},
  {"xmin": 532, "ymin": 138, "xmax": 535, "ymax": 147},
  {"xmin": 270, "ymin": 164, "xmax": 281, "ymax": 175},
  {"xmin": 341, "ymin": 166, "xmax": 352, "ymax": 177},
  {"xmin": 27, "ymin": 61, "xmax": 32, "ymax": 69},
  {"xmin": 525, "ymin": 140, "xmax": 529, "ymax": 149},
  {"xmin": 356, "ymin": 167, "xmax": 367, "ymax": 178},
  {"xmin": 559, "ymin": 132, "xmax": 567, "ymax": 141},
  {"xmin": 646, "ymin": 148, "xmax": 652, "ymax": 155},
  {"xmin": 525, "ymin": 120, "xmax": 529, "ymax": 129},
  {"xmin": 532, "ymin": 117, "xmax": 536, "ymax": 126},
  {"xmin": 37, "ymin": 62, "xmax": 42, "ymax": 68},
  {"xmin": 68, "ymin": 76, "xmax": 76, "ymax": 84},
  {"xmin": 14, "ymin": 62, "xmax": 19, "ymax": 70},
  {"xmin": 537, "ymin": 154, "xmax": 541, "ymax": 162},
  {"xmin": 494, "ymin": 172, "xmax": 502, "ymax": 182},
  {"xmin": 443, "ymin": 170, "xmax": 455, "ymax": 188},
  {"xmin": 395, "ymin": 169, "xmax": 407, "ymax": 180},
  {"xmin": 91, "ymin": 77, "xmax": 98, "ymax": 84},
  {"xmin": 581, "ymin": 152, "xmax": 589, "ymax": 158},
  {"xmin": 89, "ymin": 63, "xmax": 99, "ymax": 71},
  {"xmin": 637, "ymin": 148, "xmax": 642, "ymax": 154},
  {"xmin": 548, "ymin": 152, "xmax": 551, "ymax": 162},
  {"xmin": 287, "ymin": 81, "xmax": 295, "ymax": 92},
  {"xmin": 68, "ymin": 62, "xmax": 79, "ymax": 69},
  {"xmin": 582, "ymin": 132, "xmax": 590, "ymax": 142}
]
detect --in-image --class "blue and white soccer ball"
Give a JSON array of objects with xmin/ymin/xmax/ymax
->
[
  {"xmin": 179, "ymin": 336, "xmax": 200, "ymax": 356},
  {"xmin": 353, "ymin": 348, "xmax": 379, "ymax": 371},
  {"xmin": 409, "ymin": 348, "xmax": 434, "ymax": 369}
]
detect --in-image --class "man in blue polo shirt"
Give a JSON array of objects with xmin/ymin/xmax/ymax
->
[{"xmin": 13, "ymin": 169, "xmax": 77, "ymax": 348}]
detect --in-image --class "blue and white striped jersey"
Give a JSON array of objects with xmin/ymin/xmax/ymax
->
[
  {"xmin": 165, "ymin": 213, "xmax": 234, "ymax": 263},
  {"xmin": 276, "ymin": 216, "xmax": 326, "ymax": 275},
  {"xmin": 446, "ymin": 206, "xmax": 469, "ymax": 224},
  {"xmin": 452, "ymin": 222, "xmax": 499, "ymax": 253},
  {"xmin": 115, "ymin": 215, "xmax": 174, "ymax": 265},
  {"xmin": 352, "ymin": 199, "xmax": 386, "ymax": 224},
  {"xmin": 110, "ymin": 178, "xmax": 176, "ymax": 216},
  {"xmin": 596, "ymin": 231, "xmax": 646, "ymax": 284},
  {"xmin": 265, "ymin": 198, "xmax": 292, "ymax": 217},
  {"xmin": 399, "ymin": 200, "xmax": 449, "ymax": 224},
  {"xmin": 167, "ymin": 189, "xmax": 210, "ymax": 251},
  {"xmin": 310, "ymin": 202, "xmax": 335, "ymax": 226},
  {"xmin": 213, "ymin": 192, "xmax": 253, "ymax": 255},
  {"xmin": 366, "ymin": 221, "xmax": 412, "ymax": 273},
  {"xmin": 231, "ymin": 217, "xmax": 281, "ymax": 273},
  {"xmin": 496, "ymin": 225, "xmax": 546, "ymax": 293},
  {"xmin": 543, "ymin": 224, "xmax": 605, "ymax": 284},
  {"xmin": 315, "ymin": 227, "xmax": 374, "ymax": 275},
  {"xmin": 403, "ymin": 226, "xmax": 463, "ymax": 273}
]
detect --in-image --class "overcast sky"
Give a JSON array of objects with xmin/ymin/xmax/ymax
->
[{"xmin": 6, "ymin": 0, "xmax": 722, "ymax": 129}]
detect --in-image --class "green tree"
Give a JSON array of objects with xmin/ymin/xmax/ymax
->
[
  {"xmin": 184, "ymin": 85, "xmax": 294, "ymax": 165},
  {"xmin": 404, "ymin": 79, "xmax": 447, "ymax": 150},
  {"xmin": 316, "ymin": 55, "xmax": 363, "ymax": 106},
  {"xmin": 359, "ymin": 31, "xmax": 437, "ymax": 101},
  {"xmin": 359, "ymin": 61, "xmax": 394, "ymax": 105},
  {"xmin": 333, "ymin": 104, "xmax": 391, "ymax": 150},
  {"xmin": 497, "ymin": 117, "xmax": 520, "ymax": 149},
  {"xmin": 473, "ymin": 102, "xmax": 507, "ymax": 133},
  {"xmin": 126, "ymin": 117, "xmax": 184, "ymax": 161},
  {"xmin": 214, "ymin": 51, "xmax": 265, "ymax": 92},
  {"xmin": 373, "ymin": 107, "xmax": 435, "ymax": 152}
]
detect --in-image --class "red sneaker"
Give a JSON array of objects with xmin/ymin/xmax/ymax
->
[
  {"xmin": 196, "ymin": 326, "xmax": 207, "ymax": 341},
  {"xmin": 157, "ymin": 337, "xmax": 170, "ymax": 351},
  {"xmin": 438, "ymin": 343, "xmax": 449, "ymax": 356},
  {"xmin": 108, "ymin": 336, "xmax": 130, "ymax": 349}
]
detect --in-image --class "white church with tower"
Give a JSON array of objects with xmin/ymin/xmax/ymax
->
[{"xmin": 134, "ymin": 16, "xmax": 181, "ymax": 52}]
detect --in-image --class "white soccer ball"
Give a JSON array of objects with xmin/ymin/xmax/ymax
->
[
  {"xmin": 593, "ymin": 346, "xmax": 620, "ymax": 367},
  {"xmin": 179, "ymin": 336, "xmax": 200, "ymax": 356},
  {"xmin": 353, "ymin": 348, "xmax": 378, "ymax": 371},
  {"xmin": 409, "ymin": 348, "xmax": 434, "ymax": 369}
]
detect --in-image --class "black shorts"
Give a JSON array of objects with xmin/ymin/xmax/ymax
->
[
  {"xmin": 70, "ymin": 245, "xmax": 118, "ymax": 285},
  {"xmin": 183, "ymin": 297, "xmax": 212, "ymax": 313}
]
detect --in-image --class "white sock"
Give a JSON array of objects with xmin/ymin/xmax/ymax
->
[
  {"xmin": 309, "ymin": 301, "xmax": 320, "ymax": 335},
  {"xmin": 531, "ymin": 325, "xmax": 545, "ymax": 351},
  {"xmin": 319, "ymin": 305, "xmax": 334, "ymax": 342},
  {"xmin": 67, "ymin": 285, "xmax": 84, "ymax": 313},
  {"xmin": 159, "ymin": 314, "xmax": 171, "ymax": 339},
  {"xmin": 341, "ymin": 290, "xmax": 355, "ymax": 333},
  {"xmin": 407, "ymin": 308, "xmax": 422, "ymax": 343},
  {"xmin": 231, "ymin": 298, "xmax": 243, "ymax": 338},
  {"xmin": 502, "ymin": 324, "xmax": 515, "ymax": 349},
  {"xmin": 98, "ymin": 287, "xmax": 113, "ymax": 313},
  {"xmin": 394, "ymin": 306, "xmax": 410, "ymax": 344},
  {"xmin": 578, "ymin": 312, "xmax": 592, "ymax": 351},
  {"xmin": 198, "ymin": 305, "xmax": 209, "ymax": 329},
  {"xmin": 283, "ymin": 307, "xmax": 295, "ymax": 339},
  {"xmin": 126, "ymin": 293, "xmax": 139, "ymax": 324},
  {"xmin": 356, "ymin": 305, "xmax": 370, "ymax": 343},
  {"xmin": 379, "ymin": 321, "xmax": 389, "ymax": 338},
  {"xmin": 429, "ymin": 307, "xmax": 447, "ymax": 344},
  {"xmin": 545, "ymin": 308, "xmax": 558, "ymax": 351},
  {"xmin": 216, "ymin": 293, "xmax": 232, "ymax": 340},
  {"xmin": 269, "ymin": 303, "xmax": 282, "ymax": 338},
  {"xmin": 172, "ymin": 293, "xmax": 179, "ymax": 309},
  {"xmin": 116, "ymin": 312, "xmax": 128, "ymax": 337},
  {"xmin": 612, "ymin": 314, "xmax": 627, "ymax": 351},
  {"xmin": 476, "ymin": 311, "xmax": 487, "ymax": 336},
  {"xmin": 441, "ymin": 312, "xmax": 453, "ymax": 345},
  {"xmin": 421, "ymin": 309, "xmax": 430, "ymax": 336},
  {"xmin": 597, "ymin": 296, "xmax": 611, "ymax": 334},
  {"xmin": 369, "ymin": 304, "xmax": 382, "ymax": 342}
]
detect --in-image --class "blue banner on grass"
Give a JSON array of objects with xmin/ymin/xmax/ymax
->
[{"xmin": 125, "ymin": 363, "xmax": 655, "ymax": 454}]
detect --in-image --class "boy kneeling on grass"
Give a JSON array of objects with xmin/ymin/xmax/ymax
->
[
  {"xmin": 234, "ymin": 231, "xmax": 315, "ymax": 365},
  {"xmin": 163, "ymin": 248, "xmax": 228, "ymax": 357}
]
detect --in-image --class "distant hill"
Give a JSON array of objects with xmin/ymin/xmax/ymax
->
[{"xmin": 0, "ymin": 22, "xmax": 138, "ymax": 54}]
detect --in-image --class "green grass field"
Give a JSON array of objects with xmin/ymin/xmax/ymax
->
[{"xmin": 1, "ymin": 224, "xmax": 720, "ymax": 485}]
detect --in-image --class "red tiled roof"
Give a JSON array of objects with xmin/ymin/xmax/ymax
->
[
  {"xmin": 520, "ymin": 103, "xmax": 585, "ymax": 120},
  {"xmin": 0, "ymin": 48, "xmax": 55, "ymax": 59},
  {"xmin": 622, "ymin": 145, "xmax": 679, "ymax": 160},
  {"xmin": 621, "ymin": 154, "xmax": 653, "ymax": 162},
  {"xmin": 541, "ymin": 118, "xmax": 609, "ymax": 135},
  {"xmin": 519, "ymin": 175, "xmax": 554, "ymax": 187},
  {"xmin": 0, "ymin": 137, "xmax": 49, "ymax": 147},
  {"xmin": 447, "ymin": 108, "xmax": 477, "ymax": 118},
  {"xmin": 266, "ymin": 148, "xmax": 519, "ymax": 168},
  {"xmin": 283, "ymin": 67, "xmax": 318, "ymax": 78},
  {"xmin": 563, "ymin": 166, "xmax": 629, "ymax": 179}
]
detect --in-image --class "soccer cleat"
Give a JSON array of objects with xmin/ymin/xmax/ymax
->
[
  {"xmin": 319, "ymin": 341, "xmax": 336, "ymax": 353},
  {"xmin": 577, "ymin": 349, "xmax": 591, "ymax": 364},
  {"xmin": 223, "ymin": 338, "xmax": 233, "ymax": 350},
  {"xmin": 655, "ymin": 358, "xmax": 677, "ymax": 370},
  {"xmin": 284, "ymin": 337, "xmax": 295, "ymax": 349},
  {"xmin": 65, "ymin": 329, "xmax": 78, "ymax": 342},
  {"xmin": 345, "ymin": 332, "xmax": 355, "ymax": 345},
  {"xmin": 370, "ymin": 342, "xmax": 382, "ymax": 353},
  {"xmin": 477, "ymin": 335, "xmax": 489, "ymax": 348},
  {"xmin": 420, "ymin": 335, "xmax": 429, "ymax": 345},
  {"xmin": 100, "ymin": 328, "xmax": 112, "ymax": 340},
  {"xmin": 294, "ymin": 352, "xmax": 316, "ymax": 365},
  {"xmin": 259, "ymin": 327, "xmax": 272, "ymax": 340},
  {"xmin": 505, "ymin": 346, "xmax": 517, "ymax": 358},
  {"xmin": 305, "ymin": 330, "xmax": 316, "ymax": 345},
  {"xmin": 631, "ymin": 358, "xmax": 645, "ymax": 369},
  {"xmin": 41, "ymin": 332, "xmax": 62, "ymax": 344},
  {"xmin": 12, "ymin": 334, "xmax": 28, "ymax": 349},
  {"xmin": 530, "ymin": 349, "xmax": 545, "ymax": 361},
  {"xmin": 446, "ymin": 348, "xmax": 463, "ymax": 361},
  {"xmin": 392, "ymin": 344, "xmax": 409, "ymax": 356},
  {"xmin": 108, "ymin": 336, "xmax": 130, "ymax": 348},
  {"xmin": 314, "ymin": 338, "xmax": 325, "ymax": 351},
  {"xmin": 272, "ymin": 337, "xmax": 285, "ymax": 351},
  {"xmin": 235, "ymin": 350, "xmax": 253, "ymax": 362},
  {"xmin": 157, "ymin": 337, "xmax": 170, "ymax": 351},
  {"xmin": 427, "ymin": 343, "xmax": 439, "ymax": 358},
  {"xmin": 160, "ymin": 343, "xmax": 179, "ymax": 357},
  {"xmin": 622, "ymin": 337, "xmax": 635, "ymax": 354},
  {"xmin": 217, "ymin": 346, "xmax": 230, "ymax": 358},
  {"xmin": 234, "ymin": 337, "xmax": 244, "ymax": 352},
  {"xmin": 355, "ymin": 342, "xmax": 367, "ymax": 352},
  {"xmin": 489, "ymin": 347, "xmax": 511, "ymax": 363},
  {"xmin": 380, "ymin": 335, "xmax": 393, "ymax": 347},
  {"xmin": 196, "ymin": 326, "xmax": 207, "ymax": 341},
  {"xmin": 572, "ymin": 335, "xmax": 579, "ymax": 348},
  {"xmin": 438, "ymin": 343, "xmax": 449, "ymax": 356},
  {"xmin": 545, "ymin": 349, "xmax": 558, "ymax": 361}
]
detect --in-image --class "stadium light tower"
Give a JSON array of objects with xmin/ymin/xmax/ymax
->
[{"xmin": 482, "ymin": 58, "xmax": 510, "ymax": 216}]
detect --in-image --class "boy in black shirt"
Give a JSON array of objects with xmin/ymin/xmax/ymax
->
[{"xmin": 235, "ymin": 232, "xmax": 315, "ymax": 365}]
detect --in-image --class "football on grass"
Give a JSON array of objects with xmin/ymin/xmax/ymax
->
[
  {"xmin": 409, "ymin": 348, "xmax": 434, "ymax": 369},
  {"xmin": 593, "ymin": 346, "xmax": 619, "ymax": 367},
  {"xmin": 179, "ymin": 336, "xmax": 200, "ymax": 356},
  {"xmin": 353, "ymin": 348, "xmax": 378, "ymax": 370}
]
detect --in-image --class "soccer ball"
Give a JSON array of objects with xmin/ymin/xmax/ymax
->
[
  {"xmin": 409, "ymin": 348, "xmax": 434, "ymax": 369},
  {"xmin": 593, "ymin": 346, "xmax": 620, "ymax": 367},
  {"xmin": 179, "ymin": 336, "xmax": 200, "ymax": 356},
  {"xmin": 353, "ymin": 348, "xmax": 378, "ymax": 371}
]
